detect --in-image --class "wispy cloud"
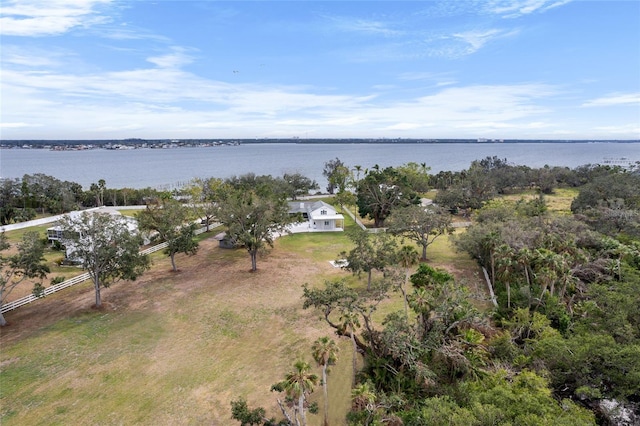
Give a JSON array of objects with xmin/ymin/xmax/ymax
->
[
  {"xmin": 0, "ymin": 0, "xmax": 113, "ymax": 37},
  {"xmin": 581, "ymin": 93, "xmax": 640, "ymax": 107},
  {"xmin": 398, "ymin": 72, "xmax": 441, "ymax": 81},
  {"xmin": 1, "ymin": 45, "xmax": 68, "ymax": 68},
  {"xmin": 0, "ymin": 49, "xmax": 564, "ymax": 138},
  {"xmin": 0, "ymin": 122, "xmax": 35, "ymax": 128},
  {"xmin": 328, "ymin": 16, "xmax": 403, "ymax": 37},
  {"xmin": 593, "ymin": 124, "xmax": 640, "ymax": 135},
  {"xmin": 147, "ymin": 47, "xmax": 196, "ymax": 69},
  {"xmin": 484, "ymin": 0, "xmax": 573, "ymax": 18},
  {"xmin": 380, "ymin": 122, "xmax": 425, "ymax": 131},
  {"xmin": 416, "ymin": 0, "xmax": 571, "ymax": 20},
  {"xmin": 396, "ymin": 72, "xmax": 457, "ymax": 89},
  {"xmin": 451, "ymin": 28, "xmax": 518, "ymax": 53}
]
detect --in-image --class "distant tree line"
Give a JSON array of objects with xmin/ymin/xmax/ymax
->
[
  {"xmin": 0, "ymin": 173, "xmax": 166, "ymax": 225},
  {"xmin": 0, "ymin": 172, "xmax": 320, "ymax": 226}
]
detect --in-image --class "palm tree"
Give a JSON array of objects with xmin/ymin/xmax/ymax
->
[
  {"xmin": 340, "ymin": 309, "xmax": 361, "ymax": 386},
  {"xmin": 408, "ymin": 287, "xmax": 432, "ymax": 337},
  {"xmin": 495, "ymin": 244, "xmax": 515, "ymax": 309},
  {"xmin": 351, "ymin": 381, "xmax": 377, "ymax": 421},
  {"xmin": 532, "ymin": 248, "xmax": 560, "ymax": 309},
  {"xmin": 483, "ymin": 231, "xmax": 502, "ymax": 289},
  {"xmin": 277, "ymin": 360, "xmax": 319, "ymax": 426},
  {"xmin": 353, "ymin": 165, "xmax": 362, "ymax": 183},
  {"xmin": 397, "ymin": 245, "xmax": 419, "ymax": 318},
  {"xmin": 311, "ymin": 337, "xmax": 339, "ymax": 426}
]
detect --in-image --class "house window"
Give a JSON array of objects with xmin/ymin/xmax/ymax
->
[
  {"xmin": 324, "ymin": 221, "xmax": 330, "ymax": 226},
  {"xmin": 321, "ymin": 209, "xmax": 327, "ymax": 215}
]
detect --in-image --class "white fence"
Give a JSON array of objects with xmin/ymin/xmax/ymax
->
[
  {"xmin": 0, "ymin": 273, "xmax": 91, "ymax": 313},
  {"xmin": 0, "ymin": 226, "xmax": 210, "ymax": 314}
]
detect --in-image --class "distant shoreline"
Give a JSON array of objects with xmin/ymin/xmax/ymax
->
[{"xmin": 1, "ymin": 138, "xmax": 639, "ymax": 151}]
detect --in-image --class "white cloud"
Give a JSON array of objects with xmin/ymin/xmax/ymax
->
[
  {"xmin": 452, "ymin": 29, "xmax": 500, "ymax": 51},
  {"xmin": 381, "ymin": 122, "xmax": 424, "ymax": 131},
  {"xmin": 147, "ymin": 47, "xmax": 196, "ymax": 69},
  {"xmin": 2, "ymin": 43, "xmax": 635, "ymax": 140},
  {"xmin": 593, "ymin": 124, "xmax": 640, "ymax": 135},
  {"xmin": 328, "ymin": 16, "xmax": 403, "ymax": 37},
  {"xmin": 1, "ymin": 45, "xmax": 67, "ymax": 67},
  {"xmin": 0, "ymin": 122, "xmax": 36, "ymax": 128},
  {"xmin": 450, "ymin": 28, "xmax": 519, "ymax": 55},
  {"xmin": 398, "ymin": 72, "xmax": 439, "ymax": 81},
  {"xmin": 1, "ymin": 75, "xmax": 563, "ymax": 138},
  {"xmin": 485, "ymin": 0, "xmax": 573, "ymax": 18},
  {"xmin": 581, "ymin": 93, "xmax": 640, "ymax": 107},
  {"xmin": 0, "ymin": 0, "xmax": 113, "ymax": 36}
]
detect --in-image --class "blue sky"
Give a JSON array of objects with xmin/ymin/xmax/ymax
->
[{"xmin": 1, "ymin": 0, "xmax": 639, "ymax": 140}]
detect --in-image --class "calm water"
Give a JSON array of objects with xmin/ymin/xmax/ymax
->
[{"xmin": 1, "ymin": 143, "xmax": 639, "ymax": 190}]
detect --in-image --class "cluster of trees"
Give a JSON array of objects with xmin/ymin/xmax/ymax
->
[
  {"xmin": 0, "ymin": 170, "xmax": 314, "ymax": 319},
  {"xmin": 432, "ymin": 157, "xmax": 640, "ymax": 215},
  {"xmin": 232, "ymin": 160, "xmax": 639, "ymax": 424},
  {"xmin": 0, "ymin": 171, "xmax": 320, "ymax": 226},
  {"xmin": 0, "ymin": 174, "xmax": 167, "ymax": 224},
  {"xmin": 299, "ymin": 268, "xmax": 598, "ymax": 424},
  {"xmin": 323, "ymin": 159, "xmax": 431, "ymax": 228}
]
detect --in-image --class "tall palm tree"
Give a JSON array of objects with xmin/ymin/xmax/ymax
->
[
  {"xmin": 495, "ymin": 244, "xmax": 515, "ymax": 309},
  {"xmin": 532, "ymin": 248, "xmax": 560, "ymax": 310},
  {"xmin": 397, "ymin": 245, "xmax": 419, "ymax": 318},
  {"xmin": 340, "ymin": 309, "xmax": 361, "ymax": 386},
  {"xmin": 353, "ymin": 165, "xmax": 362, "ymax": 183},
  {"xmin": 311, "ymin": 337, "xmax": 339, "ymax": 426},
  {"xmin": 278, "ymin": 360, "xmax": 319, "ymax": 426}
]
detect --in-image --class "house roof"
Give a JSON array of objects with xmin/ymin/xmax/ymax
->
[
  {"xmin": 287, "ymin": 201, "xmax": 309, "ymax": 214},
  {"xmin": 287, "ymin": 200, "xmax": 344, "ymax": 221},
  {"xmin": 309, "ymin": 200, "xmax": 336, "ymax": 211},
  {"xmin": 47, "ymin": 208, "xmax": 136, "ymax": 233}
]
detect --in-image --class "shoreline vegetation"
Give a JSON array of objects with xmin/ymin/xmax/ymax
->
[{"xmin": 1, "ymin": 138, "xmax": 639, "ymax": 151}]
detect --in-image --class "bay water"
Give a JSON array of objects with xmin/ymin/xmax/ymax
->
[{"xmin": 1, "ymin": 142, "xmax": 638, "ymax": 190}]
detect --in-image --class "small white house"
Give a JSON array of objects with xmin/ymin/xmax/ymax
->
[
  {"xmin": 288, "ymin": 200, "xmax": 344, "ymax": 232},
  {"xmin": 47, "ymin": 208, "xmax": 145, "ymax": 261}
]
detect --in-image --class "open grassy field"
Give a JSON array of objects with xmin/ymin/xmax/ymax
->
[
  {"xmin": 497, "ymin": 187, "xmax": 578, "ymax": 214},
  {"xmin": 1, "ymin": 219, "xmax": 483, "ymax": 425}
]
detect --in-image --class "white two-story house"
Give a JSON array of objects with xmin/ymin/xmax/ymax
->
[{"xmin": 288, "ymin": 200, "xmax": 344, "ymax": 232}]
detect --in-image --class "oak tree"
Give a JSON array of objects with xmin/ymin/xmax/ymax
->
[
  {"xmin": 216, "ymin": 183, "xmax": 293, "ymax": 271},
  {"xmin": 59, "ymin": 211, "xmax": 149, "ymax": 308},
  {"xmin": 387, "ymin": 204, "xmax": 453, "ymax": 261},
  {"xmin": 137, "ymin": 199, "xmax": 199, "ymax": 272},
  {"xmin": 339, "ymin": 227, "xmax": 397, "ymax": 289},
  {"xmin": 356, "ymin": 166, "xmax": 419, "ymax": 228}
]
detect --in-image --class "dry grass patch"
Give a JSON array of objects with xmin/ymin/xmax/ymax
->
[
  {"xmin": 1, "ymin": 228, "xmax": 484, "ymax": 425},
  {"xmin": 0, "ymin": 237, "xmax": 354, "ymax": 425},
  {"xmin": 496, "ymin": 188, "xmax": 578, "ymax": 215}
]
